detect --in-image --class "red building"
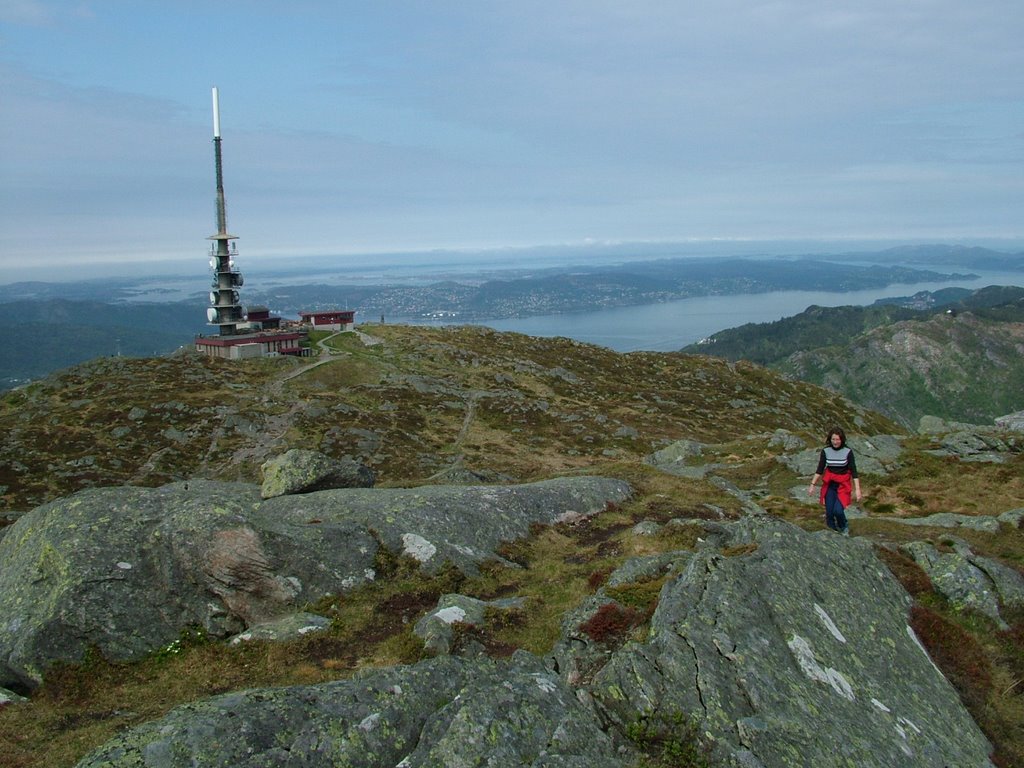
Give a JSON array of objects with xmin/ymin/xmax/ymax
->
[
  {"xmin": 195, "ymin": 331, "xmax": 308, "ymax": 359},
  {"xmin": 299, "ymin": 310, "xmax": 355, "ymax": 331},
  {"xmin": 244, "ymin": 305, "xmax": 283, "ymax": 330}
]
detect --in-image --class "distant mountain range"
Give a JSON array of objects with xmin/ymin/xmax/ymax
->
[
  {"xmin": 244, "ymin": 256, "xmax": 972, "ymax": 320},
  {"xmin": 864, "ymin": 243, "xmax": 1024, "ymax": 271},
  {"xmin": 1, "ymin": 244, "xmax": 1021, "ymax": 392},
  {"xmin": 683, "ymin": 285, "xmax": 1024, "ymax": 427}
]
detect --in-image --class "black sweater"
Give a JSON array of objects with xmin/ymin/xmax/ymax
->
[{"xmin": 816, "ymin": 446, "xmax": 858, "ymax": 477}]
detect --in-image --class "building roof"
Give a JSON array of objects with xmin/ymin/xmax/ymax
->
[
  {"xmin": 299, "ymin": 309, "xmax": 355, "ymax": 318},
  {"xmin": 195, "ymin": 331, "xmax": 305, "ymax": 347}
]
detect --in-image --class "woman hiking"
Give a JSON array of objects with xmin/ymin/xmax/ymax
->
[{"xmin": 807, "ymin": 427, "xmax": 862, "ymax": 535}]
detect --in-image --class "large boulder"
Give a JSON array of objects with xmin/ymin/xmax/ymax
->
[
  {"xmin": 74, "ymin": 652, "xmax": 629, "ymax": 768},
  {"xmin": 0, "ymin": 481, "xmax": 369, "ymax": 691},
  {"xmin": 584, "ymin": 517, "xmax": 994, "ymax": 768},
  {"xmin": 260, "ymin": 448, "xmax": 375, "ymax": 498},
  {"xmin": 0, "ymin": 476, "xmax": 630, "ymax": 691}
]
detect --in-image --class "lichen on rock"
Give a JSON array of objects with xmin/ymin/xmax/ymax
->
[
  {"xmin": 73, "ymin": 652, "xmax": 628, "ymax": 768},
  {"xmin": 585, "ymin": 516, "xmax": 994, "ymax": 768},
  {"xmin": 260, "ymin": 448, "xmax": 375, "ymax": 498},
  {"xmin": 0, "ymin": 475, "xmax": 631, "ymax": 690}
]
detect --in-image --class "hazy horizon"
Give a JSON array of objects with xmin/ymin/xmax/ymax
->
[
  {"xmin": 4, "ymin": 236, "xmax": 1024, "ymax": 286},
  {"xmin": 3, "ymin": 3, "xmax": 1023, "ymax": 280}
]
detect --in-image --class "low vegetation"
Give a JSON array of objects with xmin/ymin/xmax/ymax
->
[
  {"xmin": 626, "ymin": 709, "xmax": 714, "ymax": 768},
  {"xmin": 684, "ymin": 286, "xmax": 1024, "ymax": 427},
  {"xmin": 1, "ymin": 324, "xmax": 1022, "ymax": 766}
]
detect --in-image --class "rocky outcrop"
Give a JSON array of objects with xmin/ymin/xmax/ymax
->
[
  {"xmin": 259, "ymin": 448, "xmax": 375, "ymax": 498},
  {"xmin": 645, "ymin": 438, "xmax": 708, "ymax": 478},
  {"xmin": 0, "ymin": 476, "xmax": 630, "ymax": 691},
  {"xmin": 579, "ymin": 517, "xmax": 994, "ymax": 767},
  {"xmin": 922, "ymin": 412, "xmax": 1024, "ymax": 435},
  {"xmin": 917, "ymin": 416, "xmax": 1024, "ymax": 463},
  {"xmin": 900, "ymin": 538, "xmax": 1024, "ymax": 630},
  {"xmin": 927, "ymin": 429, "xmax": 1022, "ymax": 463},
  {"xmin": 995, "ymin": 410, "xmax": 1024, "ymax": 431},
  {"xmin": 1001, "ymin": 508, "xmax": 1024, "ymax": 528},
  {"xmin": 228, "ymin": 612, "xmax": 332, "ymax": 646},
  {"xmin": 67, "ymin": 516, "xmax": 997, "ymax": 768},
  {"xmin": 0, "ymin": 686, "xmax": 26, "ymax": 705},
  {"xmin": 74, "ymin": 652, "xmax": 630, "ymax": 768},
  {"xmin": 882, "ymin": 511, "xmax": 1002, "ymax": 533},
  {"xmin": 649, "ymin": 433, "xmax": 902, "ymax": 486}
]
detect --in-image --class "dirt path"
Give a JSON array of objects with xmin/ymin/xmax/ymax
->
[{"xmin": 273, "ymin": 329, "xmax": 385, "ymax": 386}]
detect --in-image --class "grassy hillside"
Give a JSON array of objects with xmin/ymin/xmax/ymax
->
[
  {"xmin": 0, "ymin": 324, "xmax": 1021, "ymax": 767},
  {"xmin": 780, "ymin": 312, "xmax": 1024, "ymax": 428},
  {"xmin": 0, "ymin": 324, "xmax": 893, "ymax": 513},
  {"xmin": 684, "ymin": 287, "xmax": 1024, "ymax": 427},
  {"xmin": 686, "ymin": 303, "xmax": 923, "ymax": 365}
]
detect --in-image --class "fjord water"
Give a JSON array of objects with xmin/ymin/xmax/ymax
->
[
  {"xmin": 120, "ymin": 258, "xmax": 1024, "ymax": 353},
  {"xmin": 444, "ymin": 269, "xmax": 1024, "ymax": 352}
]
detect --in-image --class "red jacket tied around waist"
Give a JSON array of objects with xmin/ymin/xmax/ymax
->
[{"xmin": 819, "ymin": 469, "xmax": 853, "ymax": 507}]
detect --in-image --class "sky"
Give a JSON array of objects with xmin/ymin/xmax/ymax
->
[{"xmin": 2, "ymin": 1, "xmax": 1024, "ymax": 281}]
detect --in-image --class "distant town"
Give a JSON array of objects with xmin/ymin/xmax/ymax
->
[{"xmin": 240, "ymin": 256, "xmax": 977, "ymax": 322}]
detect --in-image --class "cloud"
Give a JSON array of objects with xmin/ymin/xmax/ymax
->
[
  {"xmin": 0, "ymin": 0, "xmax": 55, "ymax": 25},
  {"xmin": 2, "ymin": 1, "xmax": 1024, "ymax": 278},
  {"xmin": 0, "ymin": 0, "xmax": 93, "ymax": 25}
]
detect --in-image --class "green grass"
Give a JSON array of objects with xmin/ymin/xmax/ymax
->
[{"xmin": 626, "ymin": 709, "xmax": 713, "ymax": 768}]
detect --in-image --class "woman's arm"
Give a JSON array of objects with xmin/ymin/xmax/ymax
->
[
  {"xmin": 808, "ymin": 450, "xmax": 826, "ymax": 495},
  {"xmin": 849, "ymin": 450, "xmax": 861, "ymax": 500}
]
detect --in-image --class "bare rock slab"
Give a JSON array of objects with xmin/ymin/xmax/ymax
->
[
  {"xmin": 588, "ymin": 517, "xmax": 994, "ymax": 768},
  {"xmin": 74, "ymin": 652, "xmax": 628, "ymax": 768},
  {"xmin": 0, "ymin": 476, "xmax": 630, "ymax": 690}
]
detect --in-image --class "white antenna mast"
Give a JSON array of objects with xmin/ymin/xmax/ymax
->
[{"xmin": 212, "ymin": 86, "xmax": 221, "ymax": 138}]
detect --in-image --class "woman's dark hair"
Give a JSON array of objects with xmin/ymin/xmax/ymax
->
[{"xmin": 826, "ymin": 427, "xmax": 847, "ymax": 447}]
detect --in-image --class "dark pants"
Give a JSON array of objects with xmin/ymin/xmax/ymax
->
[{"xmin": 824, "ymin": 482, "xmax": 848, "ymax": 532}]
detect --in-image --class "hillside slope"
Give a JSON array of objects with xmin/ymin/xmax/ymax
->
[
  {"xmin": 0, "ymin": 323, "xmax": 893, "ymax": 513},
  {"xmin": 0, "ymin": 299, "xmax": 205, "ymax": 389},
  {"xmin": 684, "ymin": 287, "xmax": 1024, "ymax": 427},
  {"xmin": 780, "ymin": 312, "xmax": 1024, "ymax": 428},
  {"xmin": 0, "ymin": 324, "xmax": 1022, "ymax": 767}
]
